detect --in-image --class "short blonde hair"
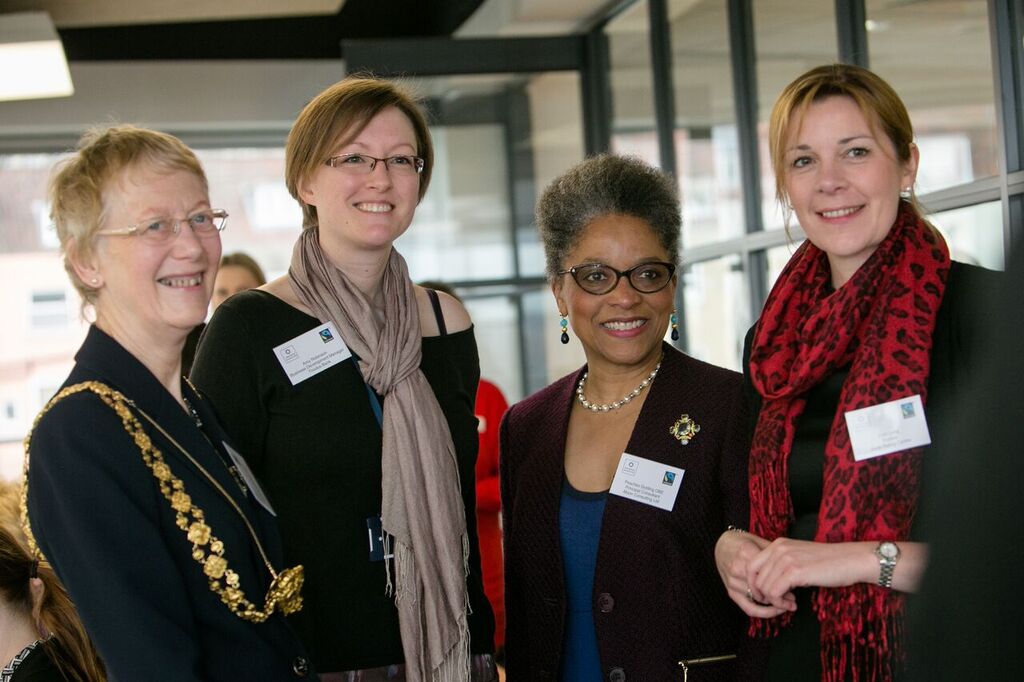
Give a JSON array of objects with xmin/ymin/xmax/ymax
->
[
  {"xmin": 769, "ymin": 64, "xmax": 918, "ymax": 214},
  {"xmin": 49, "ymin": 125, "xmax": 207, "ymax": 307},
  {"xmin": 285, "ymin": 75, "xmax": 434, "ymax": 230}
]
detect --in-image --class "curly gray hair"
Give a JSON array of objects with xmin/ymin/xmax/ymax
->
[{"xmin": 536, "ymin": 154, "xmax": 681, "ymax": 278}]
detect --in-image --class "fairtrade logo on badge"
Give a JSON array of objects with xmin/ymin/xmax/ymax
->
[
  {"xmin": 319, "ymin": 328, "xmax": 334, "ymax": 343},
  {"xmin": 662, "ymin": 471, "xmax": 676, "ymax": 486},
  {"xmin": 901, "ymin": 402, "xmax": 915, "ymax": 419}
]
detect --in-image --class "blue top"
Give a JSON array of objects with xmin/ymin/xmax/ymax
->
[{"xmin": 559, "ymin": 477, "xmax": 607, "ymax": 682}]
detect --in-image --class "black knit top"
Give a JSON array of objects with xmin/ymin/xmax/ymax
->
[{"xmin": 190, "ymin": 289, "xmax": 494, "ymax": 672}]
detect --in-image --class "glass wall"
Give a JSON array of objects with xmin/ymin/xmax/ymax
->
[
  {"xmin": 607, "ymin": 1, "xmax": 659, "ymax": 166},
  {"xmin": 683, "ymin": 254, "xmax": 748, "ymax": 370},
  {"xmin": 1, "ymin": 0, "xmax": 1021, "ymax": 477},
  {"xmin": 669, "ymin": 0, "xmax": 745, "ymax": 249},
  {"xmin": 868, "ymin": 0, "xmax": 998, "ymax": 193},
  {"xmin": 930, "ymin": 201, "xmax": 1004, "ymax": 270},
  {"xmin": 754, "ymin": 0, "xmax": 838, "ymax": 231},
  {"xmin": 0, "ymin": 67, "xmax": 586, "ymax": 478}
]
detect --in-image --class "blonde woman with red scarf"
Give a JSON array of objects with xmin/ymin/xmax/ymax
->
[{"xmin": 713, "ymin": 64, "xmax": 1000, "ymax": 682}]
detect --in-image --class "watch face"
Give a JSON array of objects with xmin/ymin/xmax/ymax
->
[{"xmin": 879, "ymin": 542, "xmax": 899, "ymax": 560}]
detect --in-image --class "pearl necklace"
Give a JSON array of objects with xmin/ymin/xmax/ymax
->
[{"xmin": 576, "ymin": 358, "xmax": 662, "ymax": 413}]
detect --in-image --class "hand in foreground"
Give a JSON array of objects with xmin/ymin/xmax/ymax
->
[
  {"xmin": 746, "ymin": 538, "xmax": 879, "ymax": 610},
  {"xmin": 715, "ymin": 529, "xmax": 792, "ymax": 618}
]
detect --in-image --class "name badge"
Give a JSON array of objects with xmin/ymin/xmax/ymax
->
[
  {"xmin": 273, "ymin": 321, "xmax": 352, "ymax": 386},
  {"xmin": 223, "ymin": 442, "xmax": 276, "ymax": 516},
  {"xmin": 844, "ymin": 394, "xmax": 931, "ymax": 461},
  {"xmin": 609, "ymin": 453, "xmax": 685, "ymax": 512}
]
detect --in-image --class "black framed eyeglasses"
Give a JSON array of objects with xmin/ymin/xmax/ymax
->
[
  {"xmin": 324, "ymin": 153, "xmax": 425, "ymax": 175},
  {"xmin": 558, "ymin": 261, "xmax": 676, "ymax": 295},
  {"xmin": 96, "ymin": 209, "xmax": 228, "ymax": 244}
]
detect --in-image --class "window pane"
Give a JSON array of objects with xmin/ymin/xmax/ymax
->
[
  {"xmin": 929, "ymin": 201, "xmax": 1004, "ymax": 271},
  {"xmin": 754, "ymin": 1, "xmax": 839, "ymax": 230},
  {"xmin": 0, "ymin": 153, "xmax": 86, "ymax": 479},
  {"xmin": 523, "ymin": 285, "xmax": 586, "ymax": 393},
  {"xmin": 669, "ymin": 0, "xmax": 745, "ymax": 247},
  {"xmin": 462, "ymin": 293, "xmax": 524, "ymax": 402},
  {"xmin": 765, "ymin": 242, "xmax": 799, "ymax": 294},
  {"xmin": 868, "ymin": 0, "xmax": 998, "ymax": 192},
  {"xmin": 683, "ymin": 254, "xmax": 749, "ymax": 371},
  {"xmin": 608, "ymin": 0, "xmax": 659, "ymax": 167},
  {"xmin": 520, "ymin": 71, "xmax": 587, "ymax": 277},
  {"xmin": 399, "ymin": 124, "xmax": 514, "ymax": 281},
  {"xmin": 196, "ymin": 148, "xmax": 299, "ymax": 280}
]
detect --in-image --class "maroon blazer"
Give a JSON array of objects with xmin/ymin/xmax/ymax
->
[{"xmin": 500, "ymin": 344, "xmax": 765, "ymax": 681}]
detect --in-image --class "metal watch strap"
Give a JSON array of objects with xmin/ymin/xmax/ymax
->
[
  {"xmin": 876, "ymin": 541, "xmax": 899, "ymax": 589},
  {"xmin": 878, "ymin": 558, "xmax": 896, "ymax": 588}
]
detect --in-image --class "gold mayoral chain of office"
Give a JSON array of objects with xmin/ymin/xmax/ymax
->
[{"xmin": 20, "ymin": 381, "xmax": 304, "ymax": 623}]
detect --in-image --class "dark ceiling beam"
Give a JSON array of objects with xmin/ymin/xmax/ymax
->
[
  {"xmin": 343, "ymin": 36, "xmax": 585, "ymax": 76},
  {"xmin": 56, "ymin": 0, "xmax": 485, "ymax": 60}
]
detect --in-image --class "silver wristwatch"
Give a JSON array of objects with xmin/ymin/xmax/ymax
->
[{"xmin": 874, "ymin": 541, "xmax": 900, "ymax": 589}]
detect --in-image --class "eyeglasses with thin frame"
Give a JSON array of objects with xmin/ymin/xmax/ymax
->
[
  {"xmin": 96, "ymin": 209, "xmax": 228, "ymax": 244},
  {"xmin": 558, "ymin": 261, "xmax": 677, "ymax": 295},
  {"xmin": 324, "ymin": 153, "xmax": 426, "ymax": 176}
]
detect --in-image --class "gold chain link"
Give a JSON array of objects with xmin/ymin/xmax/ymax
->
[{"xmin": 22, "ymin": 381, "xmax": 304, "ymax": 623}]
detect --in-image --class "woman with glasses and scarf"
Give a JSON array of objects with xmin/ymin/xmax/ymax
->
[
  {"xmin": 713, "ymin": 64, "xmax": 1000, "ymax": 682},
  {"xmin": 500, "ymin": 155, "xmax": 763, "ymax": 681},
  {"xmin": 23, "ymin": 125, "xmax": 310, "ymax": 681},
  {"xmin": 191, "ymin": 76, "xmax": 496, "ymax": 681}
]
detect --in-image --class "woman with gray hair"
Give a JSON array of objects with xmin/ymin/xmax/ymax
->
[{"xmin": 500, "ymin": 154, "xmax": 763, "ymax": 680}]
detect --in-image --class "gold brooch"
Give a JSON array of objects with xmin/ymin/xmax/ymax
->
[{"xmin": 669, "ymin": 414, "xmax": 700, "ymax": 445}]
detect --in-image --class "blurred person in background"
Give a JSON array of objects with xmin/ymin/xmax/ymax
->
[
  {"xmin": 211, "ymin": 252, "xmax": 267, "ymax": 310},
  {"xmin": 182, "ymin": 251, "xmax": 267, "ymax": 373},
  {"xmin": 0, "ymin": 526, "xmax": 104, "ymax": 682},
  {"xmin": 907, "ymin": 243, "xmax": 1023, "ymax": 681}
]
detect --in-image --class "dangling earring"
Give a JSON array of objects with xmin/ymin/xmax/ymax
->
[
  {"xmin": 559, "ymin": 314, "xmax": 569, "ymax": 345},
  {"xmin": 670, "ymin": 310, "xmax": 679, "ymax": 341},
  {"xmin": 899, "ymin": 187, "xmax": 912, "ymax": 200}
]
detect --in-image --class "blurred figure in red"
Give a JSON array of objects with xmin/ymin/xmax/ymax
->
[{"xmin": 474, "ymin": 377, "xmax": 509, "ymax": 657}]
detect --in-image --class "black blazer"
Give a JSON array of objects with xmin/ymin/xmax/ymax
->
[
  {"xmin": 25, "ymin": 326, "xmax": 313, "ymax": 681},
  {"xmin": 500, "ymin": 344, "xmax": 764, "ymax": 681}
]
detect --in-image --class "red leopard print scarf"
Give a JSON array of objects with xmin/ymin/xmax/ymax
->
[{"xmin": 748, "ymin": 201, "xmax": 950, "ymax": 682}]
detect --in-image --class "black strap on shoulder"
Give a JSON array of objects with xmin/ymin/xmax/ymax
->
[{"xmin": 426, "ymin": 288, "xmax": 447, "ymax": 336}]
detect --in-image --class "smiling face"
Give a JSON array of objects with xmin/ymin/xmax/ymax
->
[
  {"xmin": 553, "ymin": 213, "xmax": 675, "ymax": 374},
  {"xmin": 74, "ymin": 164, "xmax": 220, "ymax": 351},
  {"xmin": 298, "ymin": 106, "xmax": 421, "ymax": 257},
  {"xmin": 783, "ymin": 95, "xmax": 918, "ymax": 287}
]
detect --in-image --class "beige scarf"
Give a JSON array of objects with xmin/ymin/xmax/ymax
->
[{"xmin": 289, "ymin": 227, "xmax": 471, "ymax": 681}]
